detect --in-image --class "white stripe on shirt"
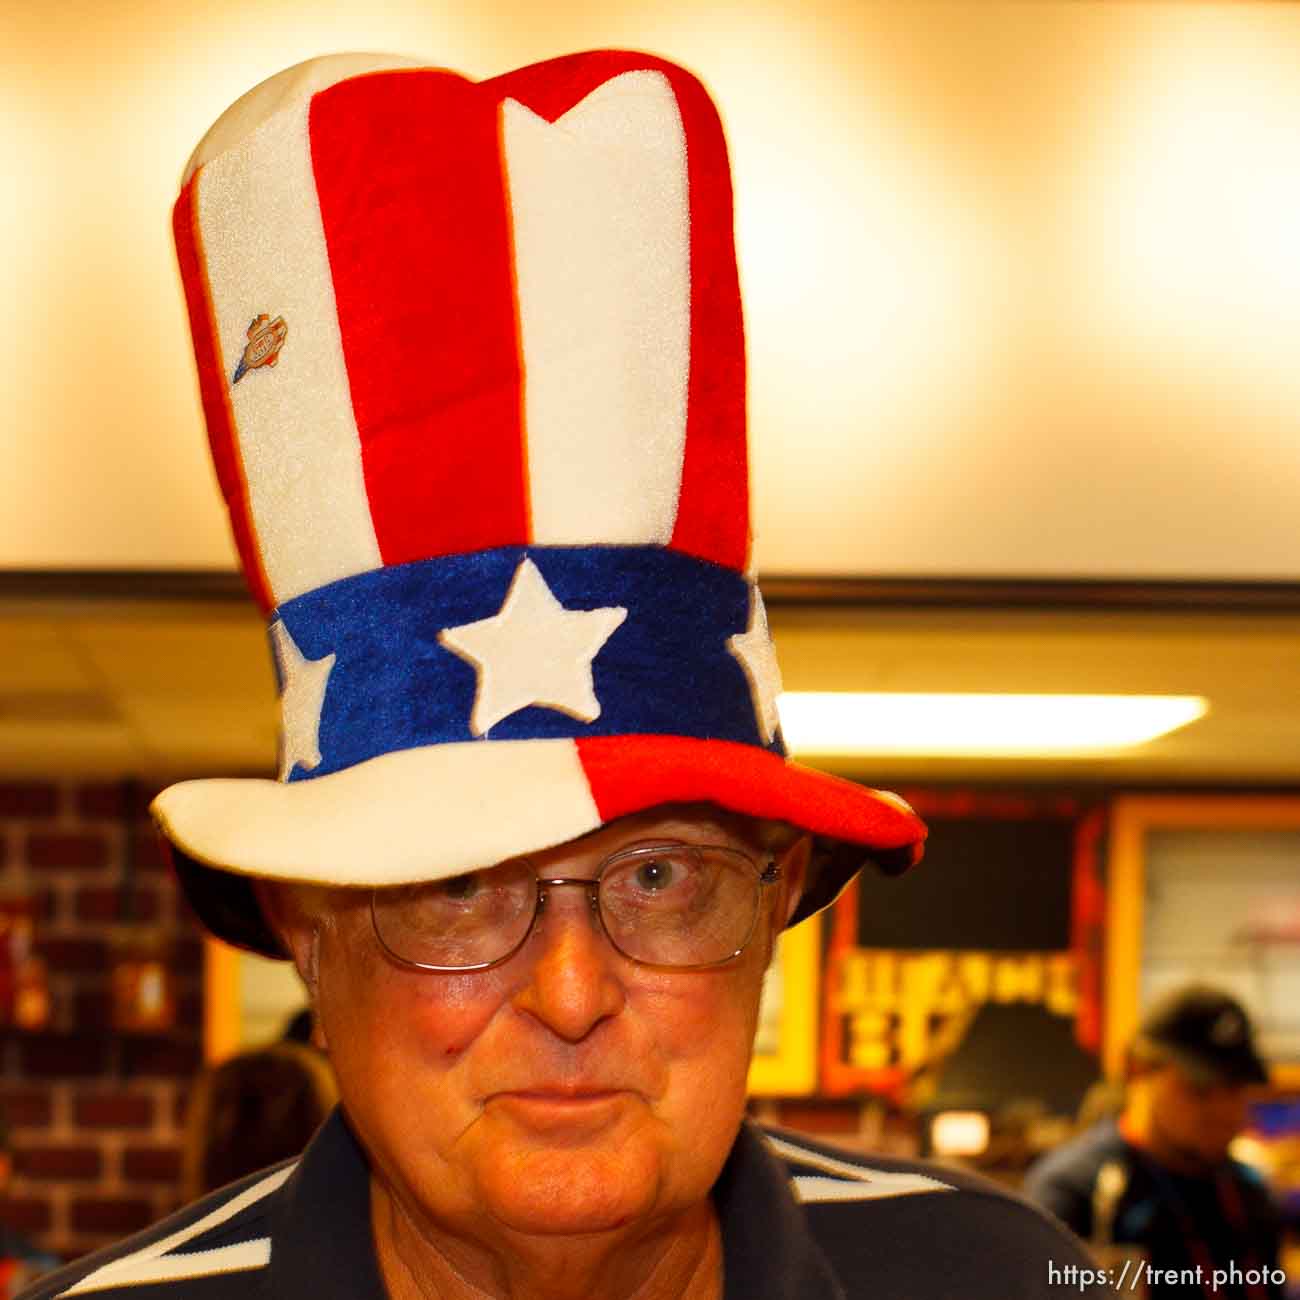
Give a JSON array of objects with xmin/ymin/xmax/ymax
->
[
  {"xmin": 60, "ymin": 1164, "xmax": 294, "ymax": 1296},
  {"xmin": 766, "ymin": 1135, "xmax": 952, "ymax": 1203}
]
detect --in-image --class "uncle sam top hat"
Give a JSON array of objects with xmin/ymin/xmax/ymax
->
[{"xmin": 153, "ymin": 49, "xmax": 926, "ymax": 957}]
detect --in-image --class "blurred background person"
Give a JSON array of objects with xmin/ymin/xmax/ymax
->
[
  {"xmin": 1024, "ymin": 986, "xmax": 1282, "ymax": 1298},
  {"xmin": 181, "ymin": 1039, "xmax": 337, "ymax": 1199}
]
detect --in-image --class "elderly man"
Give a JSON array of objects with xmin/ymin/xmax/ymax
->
[{"xmin": 26, "ymin": 50, "xmax": 1103, "ymax": 1300}]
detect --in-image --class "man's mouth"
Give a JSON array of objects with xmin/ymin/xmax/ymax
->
[
  {"xmin": 485, "ymin": 1088, "xmax": 637, "ymax": 1132},
  {"xmin": 491, "ymin": 1087, "xmax": 629, "ymax": 1103}
]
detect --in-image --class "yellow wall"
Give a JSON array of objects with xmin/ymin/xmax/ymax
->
[{"xmin": 6, "ymin": 1, "xmax": 1300, "ymax": 577}]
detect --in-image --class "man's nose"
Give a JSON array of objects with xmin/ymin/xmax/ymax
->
[{"xmin": 509, "ymin": 882, "xmax": 626, "ymax": 1042}]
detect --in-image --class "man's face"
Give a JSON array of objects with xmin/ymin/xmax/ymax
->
[
  {"xmin": 272, "ymin": 805, "xmax": 805, "ymax": 1247},
  {"xmin": 1148, "ymin": 1063, "xmax": 1250, "ymax": 1168}
]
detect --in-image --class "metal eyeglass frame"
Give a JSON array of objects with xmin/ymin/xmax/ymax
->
[{"xmin": 369, "ymin": 843, "xmax": 784, "ymax": 974}]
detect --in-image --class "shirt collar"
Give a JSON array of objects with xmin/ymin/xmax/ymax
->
[
  {"xmin": 264, "ymin": 1108, "xmax": 388, "ymax": 1300},
  {"xmin": 265, "ymin": 1110, "xmax": 841, "ymax": 1300},
  {"xmin": 715, "ymin": 1122, "xmax": 845, "ymax": 1300}
]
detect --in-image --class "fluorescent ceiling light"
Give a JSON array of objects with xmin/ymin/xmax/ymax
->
[{"xmin": 777, "ymin": 693, "xmax": 1209, "ymax": 756}]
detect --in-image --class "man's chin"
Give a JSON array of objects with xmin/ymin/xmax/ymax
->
[{"xmin": 474, "ymin": 1132, "xmax": 665, "ymax": 1237}]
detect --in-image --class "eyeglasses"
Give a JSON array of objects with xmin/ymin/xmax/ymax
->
[{"xmin": 370, "ymin": 843, "xmax": 782, "ymax": 972}]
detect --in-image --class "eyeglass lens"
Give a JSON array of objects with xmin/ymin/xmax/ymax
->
[{"xmin": 370, "ymin": 845, "xmax": 768, "ymax": 971}]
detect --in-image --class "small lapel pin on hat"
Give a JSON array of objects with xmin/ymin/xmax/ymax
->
[{"xmin": 232, "ymin": 313, "xmax": 288, "ymax": 384}]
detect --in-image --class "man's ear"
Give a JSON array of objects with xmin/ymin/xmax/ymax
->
[
  {"xmin": 254, "ymin": 880, "xmax": 322, "ymax": 1002},
  {"xmin": 779, "ymin": 835, "xmax": 812, "ymax": 930},
  {"xmin": 759, "ymin": 834, "xmax": 810, "ymax": 970}
]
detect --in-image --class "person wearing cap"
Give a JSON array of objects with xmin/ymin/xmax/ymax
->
[
  {"xmin": 24, "ymin": 51, "xmax": 1103, "ymax": 1300},
  {"xmin": 1024, "ymin": 985, "xmax": 1284, "ymax": 1298}
]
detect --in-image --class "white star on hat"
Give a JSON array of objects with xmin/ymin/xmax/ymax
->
[
  {"xmin": 727, "ymin": 587, "xmax": 782, "ymax": 743},
  {"xmin": 269, "ymin": 620, "xmax": 337, "ymax": 780},
  {"xmin": 439, "ymin": 557, "xmax": 628, "ymax": 737}
]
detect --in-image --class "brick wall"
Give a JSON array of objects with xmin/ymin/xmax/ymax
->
[{"xmin": 0, "ymin": 779, "xmax": 205, "ymax": 1262}]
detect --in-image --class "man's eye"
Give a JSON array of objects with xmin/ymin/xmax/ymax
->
[
  {"xmin": 633, "ymin": 858, "xmax": 681, "ymax": 893},
  {"xmin": 435, "ymin": 873, "xmax": 482, "ymax": 902}
]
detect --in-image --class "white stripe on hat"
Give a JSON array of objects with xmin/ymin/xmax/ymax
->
[
  {"xmin": 503, "ymin": 71, "xmax": 691, "ymax": 546},
  {"xmin": 182, "ymin": 55, "xmax": 424, "ymax": 186},
  {"xmin": 152, "ymin": 738, "xmax": 603, "ymax": 885},
  {"xmin": 194, "ymin": 85, "xmax": 384, "ymax": 605}
]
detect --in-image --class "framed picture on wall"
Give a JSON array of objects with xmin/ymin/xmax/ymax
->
[
  {"xmin": 819, "ymin": 792, "xmax": 1105, "ymax": 1109},
  {"xmin": 1105, "ymin": 795, "xmax": 1300, "ymax": 1089},
  {"xmin": 747, "ymin": 913, "xmax": 821, "ymax": 1097}
]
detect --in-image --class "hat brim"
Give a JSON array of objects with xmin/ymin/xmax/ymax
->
[
  {"xmin": 153, "ymin": 734, "xmax": 925, "ymax": 958},
  {"xmin": 1161, "ymin": 1044, "xmax": 1270, "ymax": 1089}
]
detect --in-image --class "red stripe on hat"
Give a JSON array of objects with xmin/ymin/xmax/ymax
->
[
  {"xmin": 656, "ymin": 68, "xmax": 748, "ymax": 573},
  {"xmin": 173, "ymin": 178, "xmax": 274, "ymax": 614},
  {"xmin": 576, "ymin": 734, "xmax": 925, "ymax": 850},
  {"xmin": 490, "ymin": 52, "xmax": 750, "ymax": 572},
  {"xmin": 310, "ymin": 70, "xmax": 530, "ymax": 565}
]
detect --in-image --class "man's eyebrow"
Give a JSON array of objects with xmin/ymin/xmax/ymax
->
[{"xmin": 622, "ymin": 827, "xmax": 768, "ymax": 854}]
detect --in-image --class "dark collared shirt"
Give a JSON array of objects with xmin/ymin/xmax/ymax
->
[
  {"xmin": 1025, "ymin": 1119, "xmax": 1284, "ymax": 1299},
  {"xmin": 22, "ymin": 1109, "xmax": 1102, "ymax": 1299}
]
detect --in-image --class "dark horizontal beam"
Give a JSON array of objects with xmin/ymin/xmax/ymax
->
[
  {"xmin": 760, "ymin": 575, "xmax": 1300, "ymax": 612},
  {"xmin": 1, "ymin": 570, "xmax": 1300, "ymax": 613},
  {"xmin": 0, "ymin": 571, "xmax": 252, "ymax": 602}
]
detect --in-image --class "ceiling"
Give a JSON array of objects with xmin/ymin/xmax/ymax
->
[
  {"xmin": 772, "ymin": 603, "xmax": 1300, "ymax": 786},
  {"xmin": 4, "ymin": 587, "xmax": 1297, "ymax": 788}
]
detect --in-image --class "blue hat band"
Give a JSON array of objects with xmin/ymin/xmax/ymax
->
[{"xmin": 272, "ymin": 545, "xmax": 784, "ymax": 781}]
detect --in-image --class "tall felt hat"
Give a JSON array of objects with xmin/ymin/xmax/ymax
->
[{"xmin": 154, "ymin": 49, "xmax": 926, "ymax": 957}]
